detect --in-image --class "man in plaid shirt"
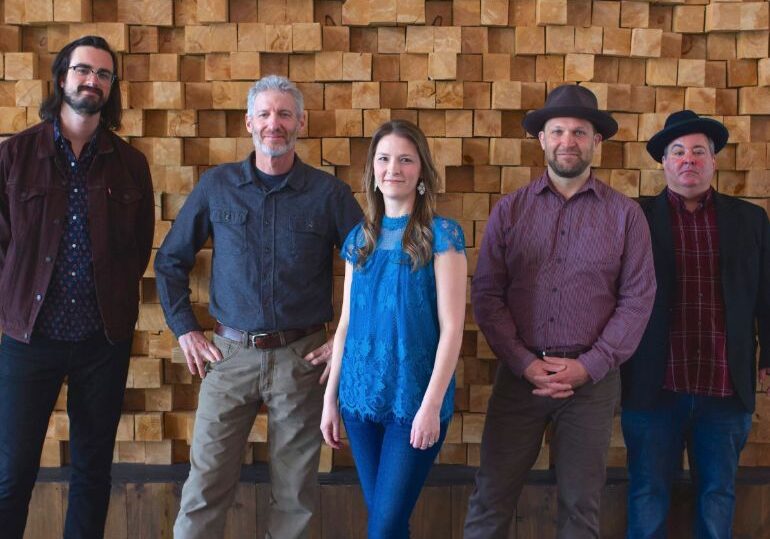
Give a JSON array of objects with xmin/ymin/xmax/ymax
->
[{"xmin": 621, "ymin": 111, "xmax": 770, "ymax": 539}]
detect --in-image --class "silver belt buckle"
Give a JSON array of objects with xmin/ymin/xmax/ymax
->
[{"xmin": 249, "ymin": 332, "xmax": 270, "ymax": 346}]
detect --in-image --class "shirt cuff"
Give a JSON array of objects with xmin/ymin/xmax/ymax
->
[
  {"xmin": 578, "ymin": 350, "xmax": 611, "ymax": 383},
  {"xmin": 504, "ymin": 345, "xmax": 538, "ymax": 378},
  {"xmin": 170, "ymin": 312, "xmax": 203, "ymax": 339}
]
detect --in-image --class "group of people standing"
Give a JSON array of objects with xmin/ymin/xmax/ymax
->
[{"xmin": 0, "ymin": 35, "xmax": 766, "ymax": 539}]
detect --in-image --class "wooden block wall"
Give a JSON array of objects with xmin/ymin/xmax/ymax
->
[{"xmin": 1, "ymin": 0, "xmax": 769, "ymax": 470}]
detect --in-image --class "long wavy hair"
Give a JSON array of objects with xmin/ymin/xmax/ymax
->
[
  {"xmin": 39, "ymin": 35, "xmax": 122, "ymax": 131},
  {"xmin": 357, "ymin": 120, "xmax": 439, "ymax": 271}
]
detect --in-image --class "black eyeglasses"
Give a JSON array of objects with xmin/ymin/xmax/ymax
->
[{"xmin": 68, "ymin": 64, "xmax": 117, "ymax": 84}]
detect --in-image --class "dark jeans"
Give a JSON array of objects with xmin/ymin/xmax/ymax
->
[
  {"xmin": 0, "ymin": 332, "xmax": 131, "ymax": 539},
  {"xmin": 622, "ymin": 392, "xmax": 752, "ymax": 539},
  {"xmin": 342, "ymin": 411, "xmax": 447, "ymax": 539},
  {"xmin": 464, "ymin": 366, "xmax": 620, "ymax": 539}
]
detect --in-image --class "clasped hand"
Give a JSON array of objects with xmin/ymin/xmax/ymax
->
[{"xmin": 524, "ymin": 357, "xmax": 591, "ymax": 399}]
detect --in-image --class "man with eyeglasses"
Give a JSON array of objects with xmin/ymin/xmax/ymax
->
[
  {"xmin": 0, "ymin": 35, "xmax": 154, "ymax": 538},
  {"xmin": 621, "ymin": 111, "xmax": 770, "ymax": 538}
]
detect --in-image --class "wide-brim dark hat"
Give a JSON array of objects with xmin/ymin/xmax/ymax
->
[
  {"xmin": 522, "ymin": 84, "xmax": 618, "ymax": 140},
  {"xmin": 646, "ymin": 110, "xmax": 729, "ymax": 163}
]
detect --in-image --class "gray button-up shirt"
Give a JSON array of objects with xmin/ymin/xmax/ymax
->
[{"xmin": 155, "ymin": 153, "xmax": 363, "ymax": 337}]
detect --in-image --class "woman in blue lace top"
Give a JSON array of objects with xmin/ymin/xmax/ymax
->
[{"xmin": 321, "ymin": 120, "xmax": 467, "ymax": 538}]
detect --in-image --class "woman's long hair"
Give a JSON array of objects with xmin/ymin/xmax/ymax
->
[
  {"xmin": 39, "ymin": 35, "xmax": 122, "ymax": 131},
  {"xmin": 357, "ymin": 120, "xmax": 439, "ymax": 271}
]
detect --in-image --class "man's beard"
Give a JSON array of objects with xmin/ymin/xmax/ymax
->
[
  {"xmin": 255, "ymin": 129, "xmax": 298, "ymax": 157},
  {"xmin": 547, "ymin": 153, "xmax": 591, "ymax": 179},
  {"xmin": 63, "ymin": 85, "xmax": 106, "ymax": 115}
]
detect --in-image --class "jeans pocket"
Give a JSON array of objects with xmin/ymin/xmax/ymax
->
[{"xmin": 211, "ymin": 334, "xmax": 243, "ymax": 364}]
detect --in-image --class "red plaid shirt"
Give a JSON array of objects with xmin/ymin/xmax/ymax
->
[{"xmin": 664, "ymin": 188, "xmax": 732, "ymax": 397}]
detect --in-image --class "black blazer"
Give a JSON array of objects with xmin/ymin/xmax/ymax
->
[{"xmin": 621, "ymin": 189, "xmax": 770, "ymax": 413}]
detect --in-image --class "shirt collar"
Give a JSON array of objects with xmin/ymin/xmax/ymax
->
[
  {"xmin": 239, "ymin": 152, "xmax": 308, "ymax": 191},
  {"xmin": 666, "ymin": 186, "xmax": 714, "ymax": 213},
  {"xmin": 534, "ymin": 171, "xmax": 603, "ymax": 201},
  {"xmin": 53, "ymin": 117, "xmax": 101, "ymax": 159}
]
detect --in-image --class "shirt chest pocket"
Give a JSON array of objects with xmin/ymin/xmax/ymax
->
[
  {"xmin": 290, "ymin": 215, "xmax": 326, "ymax": 259},
  {"xmin": 211, "ymin": 207, "xmax": 248, "ymax": 255}
]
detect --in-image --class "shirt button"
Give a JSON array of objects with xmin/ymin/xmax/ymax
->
[
  {"xmin": 45, "ymin": 256, "xmax": 52, "ymax": 263},
  {"xmin": 549, "ymin": 317, "xmax": 555, "ymax": 322},
  {"xmin": 556, "ymin": 258, "xmax": 563, "ymax": 263},
  {"xmin": 72, "ymin": 215, "xmax": 77, "ymax": 220},
  {"xmin": 552, "ymin": 287, "xmax": 557, "ymax": 292},
  {"xmin": 561, "ymin": 230, "xmax": 566, "ymax": 236},
  {"xmin": 71, "ymin": 243, "xmax": 77, "ymax": 249},
  {"xmin": 71, "ymin": 271, "xmax": 76, "ymax": 276},
  {"xmin": 74, "ymin": 188, "xmax": 78, "ymax": 193},
  {"xmin": 35, "ymin": 294, "xmax": 42, "ymax": 301},
  {"xmin": 71, "ymin": 299, "xmax": 76, "ymax": 304}
]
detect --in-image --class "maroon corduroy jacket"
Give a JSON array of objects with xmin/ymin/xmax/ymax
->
[{"xmin": 0, "ymin": 121, "xmax": 154, "ymax": 343}]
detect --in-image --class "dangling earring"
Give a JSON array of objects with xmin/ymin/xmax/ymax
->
[{"xmin": 417, "ymin": 181, "xmax": 426, "ymax": 195}]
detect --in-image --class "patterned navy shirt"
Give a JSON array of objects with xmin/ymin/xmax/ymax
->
[{"xmin": 35, "ymin": 119, "xmax": 103, "ymax": 341}]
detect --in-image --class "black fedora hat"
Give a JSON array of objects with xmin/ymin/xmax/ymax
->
[
  {"xmin": 521, "ymin": 84, "xmax": 618, "ymax": 139},
  {"xmin": 646, "ymin": 110, "xmax": 729, "ymax": 163}
]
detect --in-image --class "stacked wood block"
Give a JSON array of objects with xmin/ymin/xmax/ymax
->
[{"xmin": 0, "ymin": 0, "xmax": 768, "ymax": 471}]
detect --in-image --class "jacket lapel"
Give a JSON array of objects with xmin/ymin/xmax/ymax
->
[
  {"xmin": 650, "ymin": 190, "xmax": 676, "ymax": 292},
  {"xmin": 714, "ymin": 192, "xmax": 740, "ymax": 263}
]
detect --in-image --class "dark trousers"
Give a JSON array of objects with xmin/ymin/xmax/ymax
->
[
  {"xmin": 464, "ymin": 365, "xmax": 620, "ymax": 539},
  {"xmin": 0, "ymin": 332, "xmax": 131, "ymax": 539},
  {"xmin": 622, "ymin": 392, "xmax": 752, "ymax": 539}
]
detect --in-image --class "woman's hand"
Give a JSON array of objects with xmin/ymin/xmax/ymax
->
[
  {"xmin": 320, "ymin": 399, "xmax": 343, "ymax": 449},
  {"xmin": 410, "ymin": 403, "xmax": 440, "ymax": 451}
]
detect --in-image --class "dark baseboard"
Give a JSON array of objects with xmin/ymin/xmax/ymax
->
[{"xmin": 35, "ymin": 464, "xmax": 770, "ymax": 486}]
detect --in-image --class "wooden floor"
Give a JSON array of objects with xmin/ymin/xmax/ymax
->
[{"xmin": 23, "ymin": 466, "xmax": 770, "ymax": 538}]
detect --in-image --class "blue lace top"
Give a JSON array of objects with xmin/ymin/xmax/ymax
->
[{"xmin": 339, "ymin": 214, "xmax": 466, "ymax": 424}]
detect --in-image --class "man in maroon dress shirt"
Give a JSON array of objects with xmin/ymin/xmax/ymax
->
[
  {"xmin": 464, "ymin": 84, "xmax": 656, "ymax": 539},
  {"xmin": 621, "ymin": 111, "xmax": 770, "ymax": 538}
]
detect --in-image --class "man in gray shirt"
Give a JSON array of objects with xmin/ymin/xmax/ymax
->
[{"xmin": 155, "ymin": 75, "xmax": 362, "ymax": 539}]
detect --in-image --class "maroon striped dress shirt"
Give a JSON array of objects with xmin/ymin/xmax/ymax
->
[
  {"xmin": 664, "ymin": 188, "xmax": 732, "ymax": 397},
  {"xmin": 472, "ymin": 173, "xmax": 657, "ymax": 382}
]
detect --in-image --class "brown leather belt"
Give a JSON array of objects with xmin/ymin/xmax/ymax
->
[
  {"xmin": 214, "ymin": 323, "xmax": 324, "ymax": 349},
  {"xmin": 527, "ymin": 346, "xmax": 591, "ymax": 359}
]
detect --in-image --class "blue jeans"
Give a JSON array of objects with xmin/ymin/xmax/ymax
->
[
  {"xmin": 342, "ymin": 411, "xmax": 447, "ymax": 539},
  {"xmin": 0, "ymin": 332, "xmax": 131, "ymax": 539},
  {"xmin": 622, "ymin": 392, "xmax": 752, "ymax": 539}
]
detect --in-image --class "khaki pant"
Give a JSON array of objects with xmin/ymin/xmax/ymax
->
[
  {"xmin": 464, "ymin": 365, "xmax": 620, "ymax": 539},
  {"xmin": 174, "ymin": 329, "xmax": 326, "ymax": 539}
]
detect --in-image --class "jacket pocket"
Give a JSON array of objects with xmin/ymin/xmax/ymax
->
[
  {"xmin": 108, "ymin": 186, "xmax": 143, "ymax": 250},
  {"xmin": 211, "ymin": 207, "xmax": 248, "ymax": 254},
  {"xmin": 12, "ymin": 187, "xmax": 47, "ymax": 239}
]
